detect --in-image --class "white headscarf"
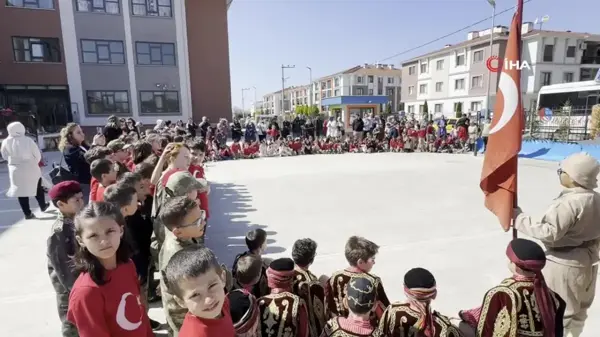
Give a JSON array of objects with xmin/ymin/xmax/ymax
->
[{"xmin": 1, "ymin": 122, "xmax": 37, "ymax": 162}]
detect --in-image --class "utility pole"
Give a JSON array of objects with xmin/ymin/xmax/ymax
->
[
  {"xmin": 252, "ymin": 86, "xmax": 257, "ymax": 108},
  {"xmin": 306, "ymin": 66, "xmax": 312, "ymax": 107},
  {"xmin": 281, "ymin": 64, "xmax": 295, "ymax": 115},
  {"xmin": 242, "ymin": 87, "xmax": 250, "ymax": 118}
]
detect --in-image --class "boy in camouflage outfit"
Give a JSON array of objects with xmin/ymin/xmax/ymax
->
[{"xmin": 46, "ymin": 181, "xmax": 85, "ymax": 337}]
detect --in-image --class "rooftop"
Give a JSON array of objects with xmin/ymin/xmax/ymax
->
[{"xmin": 402, "ymin": 26, "xmax": 600, "ymax": 65}]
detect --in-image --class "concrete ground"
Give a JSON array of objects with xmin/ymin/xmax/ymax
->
[{"xmin": 0, "ymin": 151, "xmax": 598, "ymax": 336}]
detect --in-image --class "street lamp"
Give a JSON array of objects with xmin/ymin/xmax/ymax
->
[
  {"xmin": 241, "ymin": 87, "xmax": 250, "ymax": 118},
  {"xmin": 306, "ymin": 66, "xmax": 312, "ymax": 107},
  {"xmin": 281, "ymin": 64, "xmax": 295, "ymax": 115}
]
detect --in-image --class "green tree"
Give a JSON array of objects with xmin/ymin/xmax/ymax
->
[
  {"xmin": 311, "ymin": 105, "xmax": 320, "ymax": 116},
  {"xmin": 386, "ymin": 103, "xmax": 392, "ymax": 114},
  {"xmin": 455, "ymin": 102, "xmax": 463, "ymax": 118}
]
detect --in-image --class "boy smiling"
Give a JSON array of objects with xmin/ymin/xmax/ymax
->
[{"xmin": 163, "ymin": 246, "xmax": 234, "ymax": 337}]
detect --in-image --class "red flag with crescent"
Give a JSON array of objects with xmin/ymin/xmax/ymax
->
[{"xmin": 480, "ymin": 0, "xmax": 524, "ymax": 231}]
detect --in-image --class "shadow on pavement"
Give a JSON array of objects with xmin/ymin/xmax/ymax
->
[{"xmin": 205, "ymin": 182, "xmax": 285, "ymax": 268}]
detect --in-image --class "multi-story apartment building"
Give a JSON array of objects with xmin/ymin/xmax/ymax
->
[
  {"xmin": 312, "ymin": 64, "xmax": 402, "ymax": 111},
  {"xmin": 401, "ymin": 24, "xmax": 600, "ymax": 117},
  {"xmin": 0, "ymin": 0, "xmax": 232, "ymax": 135},
  {"xmin": 290, "ymin": 85, "xmax": 310, "ymax": 111},
  {"xmin": 261, "ymin": 90, "xmax": 283, "ymax": 115}
]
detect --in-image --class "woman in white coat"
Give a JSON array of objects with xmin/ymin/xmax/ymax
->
[
  {"xmin": 1, "ymin": 121, "xmax": 49, "ymax": 219},
  {"xmin": 326, "ymin": 116, "xmax": 339, "ymax": 139}
]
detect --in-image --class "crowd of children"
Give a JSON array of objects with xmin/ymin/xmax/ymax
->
[
  {"xmin": 204, "ymin": 122, "xmax": 477, "ymax": 161},
  {"xmin": 44, "ymin": 119, "xmax": 564, "ymax": 337}
]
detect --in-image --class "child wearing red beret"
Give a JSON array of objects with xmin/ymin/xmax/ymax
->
[{"xmin": 46, "ymin": 180, "xmax": 85, "ymax": 337}]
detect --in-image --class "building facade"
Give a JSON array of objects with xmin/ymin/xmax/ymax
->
[
  {"xmin": 401, "ymin": 24, "xmax": 600, "ymax": 118},
  {"xmin": 0, "ymin": 0, "xmax": 232, "ymax": 133},
  {"xmin": 312, "ymin": 64, "xmax": 402, "ymax": 112},
  {"xmin": 261, "ymin": 64, "xmax": 402, "ymax": 116}
]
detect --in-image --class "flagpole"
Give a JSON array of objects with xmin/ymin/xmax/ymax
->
[{"xmin": 478, "ymin": 0, "xmax": 497, "ymax": 157}]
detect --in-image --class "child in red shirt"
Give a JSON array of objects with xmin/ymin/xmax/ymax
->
[
  {"xmin": 188, "ymin": 141, "xmax": 210, "ymax": 220},
  {"xmin": 67, "ymin": 202, "xmax": 153, "ymax": 337},
  {"xmin": 90, "ymin": 159, "xmax": 118, "ymax": 202},
  {"xmin": 162, "ymin": 246, "xmax": 235, "ymax": 337},
  {"xmin": 231, "ymin": 140, "xmax": 242, "ymax": 159}
]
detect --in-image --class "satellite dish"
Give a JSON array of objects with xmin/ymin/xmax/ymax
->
[{"xmin": 541, "ymin": 15, "xmax": 550, "ymax": 22}]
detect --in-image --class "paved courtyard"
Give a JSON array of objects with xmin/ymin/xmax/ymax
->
[{"xmin": 0, "ymin": 152, "xmax": 598, "ymax": 336}]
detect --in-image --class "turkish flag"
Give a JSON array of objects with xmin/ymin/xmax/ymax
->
[{"xmin": 480, "ymin": 0, "xmax": 525, "ymax": 231}]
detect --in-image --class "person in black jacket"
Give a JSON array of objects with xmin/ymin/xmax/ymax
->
[
  {"xmin": 352, "ymin": 115, "xmax": 365, "ymax": 141},
  {"xmin": 102, "ymin": 115, "xmax": 123, "ymax": 143},
  {"xmin": 58, "ymin": 123, "xmax": 100, "ymax": 203}
]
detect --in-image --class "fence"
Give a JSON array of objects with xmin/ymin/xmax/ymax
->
[{"xmin": 523, "ymin": 106, "xmax": 597, "ymax": 142}]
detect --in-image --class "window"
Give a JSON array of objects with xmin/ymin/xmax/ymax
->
[
  {"xmin": 408, "ymin": 86, "xmax": 414, "ymax": 95},
  {"xmin": 76, "ymin": 0, "xmax": 120, "ymax": 14},
  {"xmin": 407, "ymin": 105, "xmax": 414, "ymax": 113},
  {"xmin": 563, "ymin": 72, "xmax": 574, "ymax": 83},
  {"xmin": 454, "ymin": 78, "xmax": 465, "ymax": 90},
  {"xmin": 435, "ymin": 82, "xmax": 443, "ymax": 92},
  {"xmin": 436, "ymin": 60, "xmax": 444, "ymax": 70},
  {"xmin": 377, "ymin": 88, "xmax": 383, "ymax": 95},
  {"xmin": 541, "ymin": 71, "xmax": 552, "ymax": 86},
  {"xmin": 419, "ymin": 84, "xmax": 427, "ymax": 94},
  {"xmin": 356, "ymin": 88, "xmax": 364, "ymax": 95},
  {"xmin": 456, "ymin": 54, "xmax": 465, "ymax": 66},
  {"xmin": 356, "ymin": 76, "xmax": 363, "ymax": 83},
  {"xmin": 378, "ymin": 77, "xmax": 383, "ymax": 84},
  {"xmin": 386, "ymin": 88, "xmax": 394, "ymax": 96},
  {"xmin": 419, "ymin": 105, "xmax": 426, "ymax": 113},
  {"xmin": 420, "ymin": 63, "xmax": 428, "ymax": 74},
  {"xmin": 408, "ymin": 66, "xmax": 416, "ymax": 75},
  {"xmin": 139, "ymin": 91, "xmax": 179, "ymax": 114},
  {"xmin": 368, "ymin": 76, "xmax": 374, "ymax": 83},
  {"xmin": 368, "ymin": 89, "xmax": 374, "ymax": 95},
  {"xmin": 334, "ymin": 89, "xmax": 340, "ymax": 96},
  {"xmin": 12, "ymin": 37, "xmax": 61, "ymax": 63},
  {"xmin": 334, "ymin": 78, "xmax": 340, "ymax": 87},
  {"xmin": 6, "ymin": 0, "xmax": 54, "ymax": 9},
  {"xmin": 135, "ymin": 42, "xmax": 175, "ymax": 65},
  {"xmin": 87, "ymin": 91, "xmax": 129, "ymax": 115},
  {"xmin": 434, "ymin": 104, "xmax": 443, "ymax": 113},
  {"xmin": 473, "ymin": 50, "xmax": 484, "ymax": 63},
  {"xmin": 387, "ymin": 77, "xmax": 394, "ymax": 84},
  {"xmin": 471, "ymin": 75, "xmax": 483, "ymax": 88},
  {"xmin": 81, "ymin": 39, "xmax": 125, "ymax": 64},
  {"xmin": 470, "ymin": 101, "xmax": 482, "ymax": 112},
  {"xmin": 566, "ymin": 46, "xmax": 576, "ymax": 58},
  {"xmin": 543, "ymin": 44, "xmax": 554, "ymax": 62},
  {"xmin": 132, "ymin": 0, "xmax": 172, "ymax": 17}
]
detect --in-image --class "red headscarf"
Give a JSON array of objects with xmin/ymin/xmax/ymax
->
[{"xmin": 506, "ymin": 240, "xmax": 555, "ymax": 337}]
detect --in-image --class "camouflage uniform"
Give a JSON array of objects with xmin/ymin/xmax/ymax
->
[
  {"xmin": 159, "ymin": 230, "xmax": 201, "ymax": 337},
  {"xmin": 47, "ymin": 214, "xmax": 79, "ymax": 337}
]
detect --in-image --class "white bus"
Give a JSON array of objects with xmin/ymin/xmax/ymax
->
[{"xmin": 537, "ymin": 80, "xmax": 600, "ymax": 113}]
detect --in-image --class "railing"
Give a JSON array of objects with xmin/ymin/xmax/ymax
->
[{"xmin": 523, "ymin": 106, "xmax": 598, "ymax": 142}]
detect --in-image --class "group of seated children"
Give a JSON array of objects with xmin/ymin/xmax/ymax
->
[
  {"xmin": 203, "ymin": 131, "xmax": 471, "ymax": 161},
  {"xmin": 161, "ymin": 232, "xmax": 565, "ymax": 337}
]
